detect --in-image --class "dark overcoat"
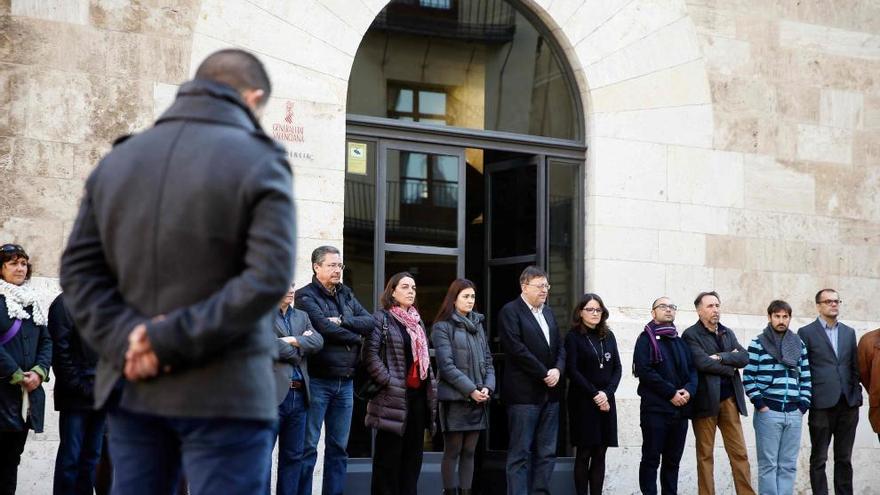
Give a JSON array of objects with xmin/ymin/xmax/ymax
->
[{"xmin": 0, "ymin": 296, "xmax": 52, "ymax": 432}]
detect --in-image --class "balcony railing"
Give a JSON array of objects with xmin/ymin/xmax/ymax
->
[{"xmin": 372, "ymin": 0, "xmax": 516, "ymax": 43}]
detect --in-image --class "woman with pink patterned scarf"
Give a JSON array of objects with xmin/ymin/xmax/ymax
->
[{"xmin": 364, "ymin": 272, "xmax": 438, "ymax": 495}]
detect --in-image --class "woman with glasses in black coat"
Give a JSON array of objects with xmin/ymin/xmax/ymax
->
[{"xmin": 565, "ymin": 293, "xmax": 621, "ymax": 495}]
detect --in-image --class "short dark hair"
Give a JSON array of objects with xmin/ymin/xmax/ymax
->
[
  {"xmin": 767, "ymin": 300, "xmax": 792, "ymax": 316},
  {"xmin": 311, "ymin": 246, "xmax": 341, "ymax": 274},
  {"xmin": 380, "ymin": 272, "xmax": 417, "ymax": 310},
  {"xmin": 194, "ymin": 49, "xmax": 272, "ymax": 98},
  {"xmin": 815, "ymin": 288, "xmax": 837, "ymax": 303},
  {"xmin": 0, "ymin": 244, "xmax": 32, "ymax": 282},
  {"xmin": 519, "ymin": 266, "xmax": 548, "ymax": 285},
  {"xmin": 572, "ymin": 293, "xmax": 610, "ymax": 339},
  {"xmin": 694, "ymin": 291, "xmax": 720, "ymax": 308}
]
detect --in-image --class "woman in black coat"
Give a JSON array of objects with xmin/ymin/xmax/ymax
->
[
  {"xmin": 0, "ymin": 244, "xmax": 52, "ymax": 494},
  {"xmin": 430, "ymin": 278, "xmax": 494, "ymax": 495},
  {"xmin": 364, "ymin": 272, "xmax": 437, "ymax": 495},
  {"xmin": 565, "ymin": 293, "xmax": 621, "ymax": 495}
]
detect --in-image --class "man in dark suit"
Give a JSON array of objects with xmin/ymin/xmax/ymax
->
[
  {"xmin": 681, "ymin": 291, "xmax": 754, "ymax": 495},
  {"xmin": 797, "ymin": 289, "xmax": 861, "ymax": 495},
  {"xmin": 498, "ymin": 266, "xmax": 565, "ymax": 495},
  {"xmin": 60, "ymin": 49, "xmax": 296, "ymax": 495},
  {"xmin": 49, "ymin": 293, "xmax": 106, "ymax": 495},
  {"xmin": 270, "ymin": 284, "xmax": 323, "ymax": 495}
]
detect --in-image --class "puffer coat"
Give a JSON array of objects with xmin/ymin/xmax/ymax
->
[{"xmin": 364, "ymin": 310, "xmax": 437, "ymax": 437}]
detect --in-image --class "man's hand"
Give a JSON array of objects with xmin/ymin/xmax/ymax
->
[
  {"xmin": 328, "ymin": 316, "xmax": 342, "ymax": 326},
  {"xmin": 678, "ymin": 389, "xmax": 690, "ymax": 403},
  {"xmin": 544, "ymin": 368, "xmax": 560, "ymax": 388},
  {"xmin": 670, "ymin": 391, "xmax": 687, "ymax": 407},
  {"xmin": 758, "ymin": 406, "xmax": 769, "ymax": 413},
  {"xmin": 282, "ymin": 336, "xmax": 300, "ymax": 347},
  {"xmin": 124, "ymin": 323, "xmax": 160, "ymax": 381},
  {"xmin": 593, "ymin": 391, "xmax": 609, "ymax": 408},
  {"xmin": 709, "ymin": 354, "xmax": 721, "ymax": 361},
  {"xmin": 21, "ymin": 371, "xmax": 41, "ymax": 392}
]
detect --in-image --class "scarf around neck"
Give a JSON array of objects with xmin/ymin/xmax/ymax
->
[
  {"xmin": 0, "ymin": 279, "xmax": 48, "ymax": 326},
  {"xmin": 452, "ymin": 311, "xmax": 481, "ymax": 335},
  {"xmin": 644, "ymin": 320, "xmax": 679, "ymax": 364},
  {"xmin": 390, "ymin": 305, "xmax": 430, "ymax": 380},
  {"xmin": 759, "ymin": 325, "xmax": 801, "ymax": 368}
]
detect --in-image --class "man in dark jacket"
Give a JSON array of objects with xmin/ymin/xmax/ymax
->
[
  {"xmin": 294, "ymin": 245, "xmax": 374, "ymax": 495},
  {"xmin": 49, "ymin": 294, "xmax": 106, "ymax": 495},
  {"xmin": 634, "ymin": 297, "xmax": 697, "ymax": 495},
  {"xmin": 271, "ymin": 284, "xmax": 323, "ymax": 495},
  {"xmin": 797, "ymin": 289, "xmax": 861, "ymax": 495},
  {"xmin": 681, "ymin": 291, "xmax": 754, "ymax": 495},
  {"xmin": 498, "ymin": 266, "xmax": 565, "ymax": 495},
  {"xmin": 60, "ymin": 49, "xmax": 295, "ymax": 495}
]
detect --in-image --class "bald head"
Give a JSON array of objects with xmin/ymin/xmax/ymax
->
[{"xmin": 195, "ymin": 49, "xmax": 272, "ymax": 101}]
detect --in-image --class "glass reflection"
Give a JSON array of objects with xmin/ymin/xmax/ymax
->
[{"xmin": 348, "ymin": 0, "xmax": 580, "ymax": 140}]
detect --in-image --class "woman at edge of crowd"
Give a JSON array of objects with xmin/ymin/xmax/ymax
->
[
  {"xmin": 0, "ymin": 244, "xmax": 52, "ymax": 494},
  {"xmin": 364, "ymin": 272, "xmax": 438, "ymax": 495},
  {"xmin": 430, "ymin": 278, "xmax": 495, "ymax": 495},
  {"xmin": 565, "ymin": 293, "xmax": 621, "ymax": 495}
]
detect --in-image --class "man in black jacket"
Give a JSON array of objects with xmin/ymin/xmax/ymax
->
[
  {"xmin": 60, "ymin": 49, "xmax": 295, "ymax": 495},
  {"xmin": 798, "ymin": 288, "xmax": 862, "ymax": 495},
  {"xmin": 681, "ymin": 292, "xmax": 754, "ymax": 495},
  {"xmin": 294, "ymin": 245, "xmax": 374, "ymax": 495},
  {"xmin": 49, "ymin": 294, "xmax": 106, "ymax": 495},
  {"xmin": 498, "ymin": 266, "xmax": 565, "ymax": 495}
]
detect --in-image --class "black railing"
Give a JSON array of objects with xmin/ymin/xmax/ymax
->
[{"xmin": 373, "ymin": 0, "xmax": 516, "ymax": 43}]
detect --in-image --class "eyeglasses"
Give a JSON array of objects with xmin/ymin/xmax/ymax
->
[
  {"xmin": 323, "ymin": 263, "xmax": 345, "ymax": 270},
  {"xmin": 652, "ymin": 304, "xmax": 677, "ymax": 311},
  {"xmin": 526, "ymin": 283, "xmax": 551, "ymax": 291},
  {"xmin": 581, "ymin": 308, "xmax": 603, "ymax": 314},
  {"xmin": 819, "ymin": 299, "xmax": 842, "ymax": 306}
]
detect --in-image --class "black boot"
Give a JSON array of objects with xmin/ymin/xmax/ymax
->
[
  {"xmin": 442, "ymin": 489, "xmax": 460, "ymax": 495},
  {"xmin": 460, "ymin": 490, "xmax": 473, "ymax": 495}
]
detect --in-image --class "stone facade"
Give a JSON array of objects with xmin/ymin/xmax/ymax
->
[{"xmin": 1, "ymin": 0, "xmax": 879, "ymax": 493}]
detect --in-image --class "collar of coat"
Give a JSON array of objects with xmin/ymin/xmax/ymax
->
[
  {"xmin": 696, "ymin": 319, "xmax": 729, "ymax": 337},
  {"xmin": 157, "ymin": 79, "xmax": 264, "ymax": 133}
]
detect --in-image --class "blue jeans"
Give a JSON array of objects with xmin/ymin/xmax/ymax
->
[
  {"xmin": 108, "ymin": 408, "xmax": 275, "ymax": 495},
  {"xmin": 301, "ymin": 377, "xmax": 353, "ymax": 495},
  {"xmin": 270, "ymin": 388, "xmax": 307, "ymax": 495},
  {"xmin": 54, "ymin": 409, "xmax": 107, "ymax": 495},
  {"xmin": 754, "ymin": 409, "xmax": 803, "ymax": 495},
  {"xmin": 506, "ymin": 402, "xmax": 559, "ymax": 495},
  {"xmin": 639, "ymin": 412, "xmax": 688, "ymax": 495}
]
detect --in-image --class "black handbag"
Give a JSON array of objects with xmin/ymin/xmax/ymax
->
[{"xmin": 354, "ymin": 313, "xmax": 388, "ymax": 401}]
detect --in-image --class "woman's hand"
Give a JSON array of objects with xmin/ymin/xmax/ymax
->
[
  {"xmin": 470, "ymin": 389, "xmax": 489, "ymax": 403},
  {"xmin": 593, "ymin": 391, "xmax": 608, "ymax": 408}
]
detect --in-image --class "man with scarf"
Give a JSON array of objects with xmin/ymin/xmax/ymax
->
[
  {"xmin": 743, "ymin": 300, "xmax": 812, "ymax": 495},
  {"xmin": 633, "ymin": 296, "xmax": 697, "ymax": 495}
]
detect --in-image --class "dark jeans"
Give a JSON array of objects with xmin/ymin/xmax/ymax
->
[
  {"xmin": 0, "ymin": 430, "xmax": 28, "ymax": 495},
  {"xmin": 371, "ymin": 389, "xmax": 427, "ymax": 495},
  {"xmin": 302, "ymin": 377, "xmax": 353, "ymax": 495},
  {"xmin": 639, "ymin": 412, "xmax": 688, "ymax": 495},
  {"xmin": 54, "ymin": 409, "xmax": 107, "ymax": 495},
  {"xmin": 808, "ymin": 398, "xmax": 860, "ymax": 495},
  {"xmin": 271, "ymin": 388, "xmax": 307, "ymax": 495},
  {"xmin": 505, "ymin": 401, "xmax": 560, "ymax": 495},
  {"xmin": 108, "ymin": 408, "xmax": 274, "ymax": 495}
]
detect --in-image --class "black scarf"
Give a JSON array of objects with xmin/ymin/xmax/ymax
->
[{"xmin": 758, "ymin": 325, "xmax": 801, "ymax": 368}]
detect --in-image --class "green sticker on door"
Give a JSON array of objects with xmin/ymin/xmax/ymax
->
[{"xmin": 347, "ymin": 142, "xmax": 367, "ymax": 175}]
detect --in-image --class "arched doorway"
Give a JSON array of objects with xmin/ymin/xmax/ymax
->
[{"xmin": 342, "ymin": 1, "xmax": 586, "ymax": 492}]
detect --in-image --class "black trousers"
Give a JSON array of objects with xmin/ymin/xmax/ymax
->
[
  {"xmin": 371, "ymin": 390, "xmax": 427, "ymax": 495},
  {"xmin": 0, "ymin": 430, "xmax": 28, "ymax": 495},
  {"xmin": 808, "ymin": 398, "xmax": 859, "ymax": 495},
  {"xmin": 639, "ymin": 412, "xmax": 688, "ymax": 495}
]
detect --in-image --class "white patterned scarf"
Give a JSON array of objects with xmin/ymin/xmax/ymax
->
[{"xmin": 0, "ymin": 279, "xmax": 48, "ymax": 326}]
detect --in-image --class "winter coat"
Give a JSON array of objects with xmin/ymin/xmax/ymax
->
[
  {"xmin": 431, "ymin": 312, "xmax": 495, "ymax": 401},
  {"xmin": 0, "ymin": 296, "xmax": 51, "ymax": 432}
]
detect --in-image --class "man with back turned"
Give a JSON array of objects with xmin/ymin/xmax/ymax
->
[{"xmin": 60, "ymin": 49, "xmax": 296, "ymax": 495}]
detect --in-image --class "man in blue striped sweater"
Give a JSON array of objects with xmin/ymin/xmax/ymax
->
[{"xmin": 743, "ymin": 300, "xmax": 812, "ymax": 495}]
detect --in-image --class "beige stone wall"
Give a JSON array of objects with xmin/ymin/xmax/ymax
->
[{"xmin": 3, "ymin": 0, "xmax": 880, "ymax": 493}]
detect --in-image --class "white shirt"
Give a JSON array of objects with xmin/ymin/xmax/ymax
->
[
  {"xmin": 521, "ymin": 294, "xmax": 550, "ymax": 345},
  {"xmin": 818, "ymin": 317, "xmax": 839, "ymax": 357}
]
